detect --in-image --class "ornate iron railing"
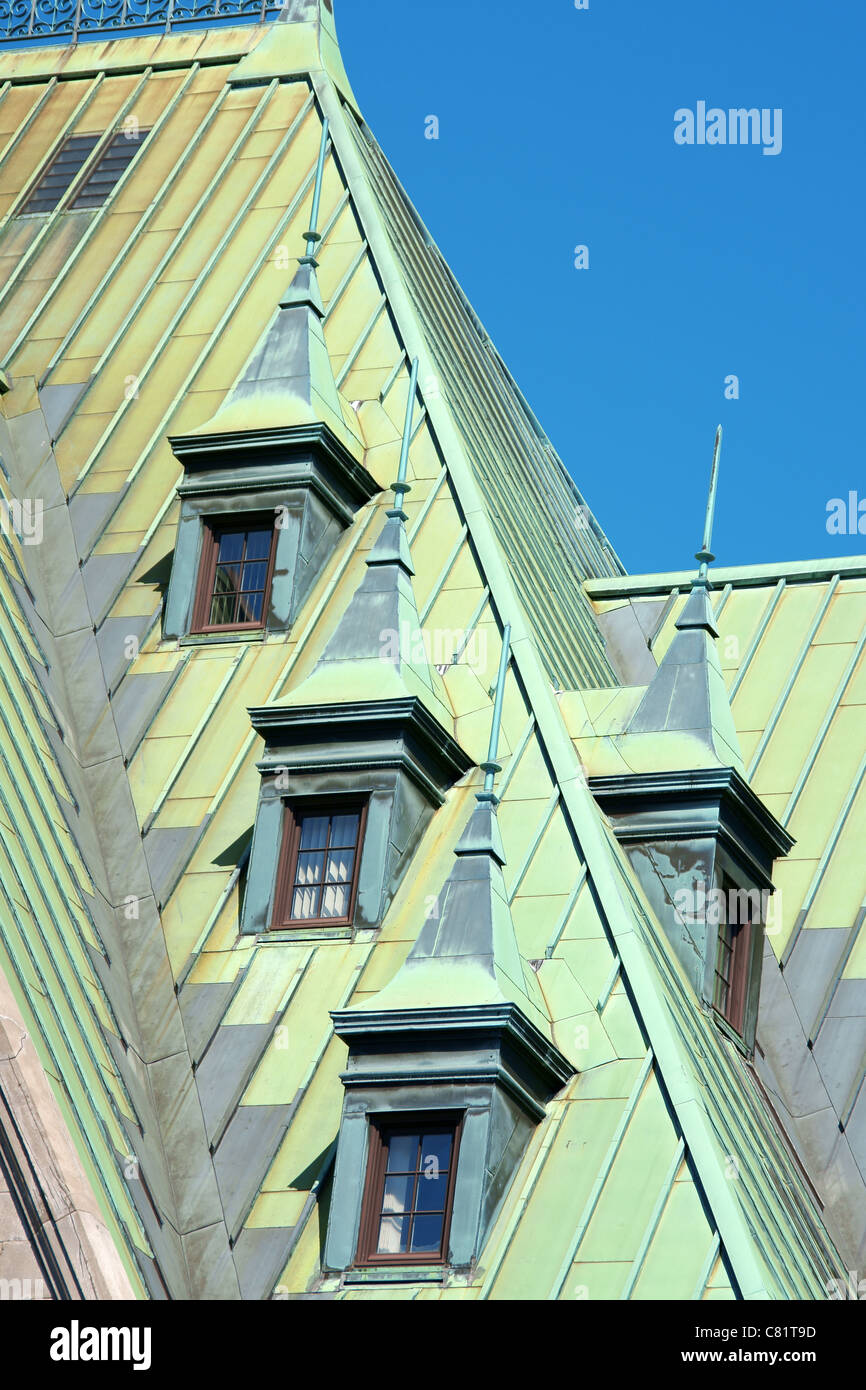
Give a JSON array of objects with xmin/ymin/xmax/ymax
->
[{"xmin": 0, "ymin": 0, "xmax": 285, "ymax": 45}]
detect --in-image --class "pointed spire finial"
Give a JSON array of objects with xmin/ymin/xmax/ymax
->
[
  {"xmin": 299, "ymin": 117, "xmax": 330, "ymax": 267},
  {"xmin": 695, "ymin": 425, "xmax": 722, "ymax": 587},
  {"xmin": 479, "ymin": 624, "xmax": 512, "ymax": 804}
]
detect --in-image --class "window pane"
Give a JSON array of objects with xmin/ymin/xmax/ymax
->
[
  {"xmin": 376, "ymin": 1215, "xmax": 409, "ymax": 1255},
  {"xmin": 213, "ymin": 562, "xmax": 241, "ymax": 595},
  {"xmin": 421, "ymin": 1132, "xmax": 452, "ymax": 1173},
  {"xmin": 208, "ymin": 592, "xmax": 236, "ymax": 627},
  {"xmin": 245, "ymin": 527, "xmax": 272, "ymax": 561},
  {"xmin": 320, "ymin": 883, "xmax": 349, "ymax": 919},
  {"xmin": 326, "ymin": 847, "xmax": 354, "ymax": 884},
  {"xmin": 382, "ymin": 1174, "xmax": 415, "ymax": 1215},
  {"xmin": 386, "ymin": 1133, "xmax": 419, "ymax": 1173},
  {"xmin": 200, "ymin": 525, "xmax": 273, "ymax": 630},
  {"xmin": 241, "ymin": 561, "xmax": 267, "ymax": 592},
  {"xmin": 291, "ymin": 885, "xmax": 319, "ymax": 920},
  {"xmin": 217, "ymin": 532, "xmax": 245, "ymax": 564},
  {"xmin": 237, "ymin": 590, "xmax": 264, "ymax": 624},
  {"xmin": 716, "ymin": 927, "xmax": 732, "ymax": 969},
  {"xmin": 294, "ymin": 851, "xmax": 324, "ymax": 886},
  {"xmin": 415, "ymin": 1172, "xmax": 448, "ymax": 1212},
  {"xmin": 330, "ymin": 812, "xmax": 360, "ymax": 848},
  {"xmin": 410, "ymin": 1214, "xmax": 444, "ymax": 1254},
  {"xmin": 299, "ymin": 816, "xmax": 329, "ymax": 850}
]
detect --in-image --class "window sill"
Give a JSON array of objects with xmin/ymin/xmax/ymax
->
[
  {"xmin": 256, "ymin": 926, "xmax": 354, "ymax": 944},
  {"xmin": 707, "ymin": 1004, "xmax": 753, "ymax": 1058},
  {"xmin": 179, "ymin": 629, "xmax": 266, "ymax": 647},
  {"xmin": 343, "ymin": 1267, "xmax": 445, "ymax": 1286}
]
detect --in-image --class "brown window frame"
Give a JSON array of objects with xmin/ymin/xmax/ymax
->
[
  {"xmin": 191, "ymin": 513, "xmax": 278, "ymax": 635},
  {"xmin": 272, "ymin": 797, "xmax": 368, "ymax": 930},
  {"xmin": 712, "ymin": 875, "xmax": 753, "ymax": 1035},
  {"xmin": 355, "ymin": 1112, "xmax": 463, "ymax": 1267}
]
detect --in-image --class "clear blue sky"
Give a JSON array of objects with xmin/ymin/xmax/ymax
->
[{"xmin": 336, "ymin": 0, "xmax": 865, "ymax": 575}]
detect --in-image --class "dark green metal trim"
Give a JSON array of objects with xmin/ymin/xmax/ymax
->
[
  {"xmin": 170, "ymin": 421, "xmax": 378, "ymax": 509},
  {"xmin": 589, "ymin": 765, "xmax": 794, "ymax": 884},
  {"xmin": 331, "ymin": 1002, "xmax": 574, "ymax": 1095},
  {"xmin": 250, "ymin": 696, "xmax": 473, "ymax": 801}
]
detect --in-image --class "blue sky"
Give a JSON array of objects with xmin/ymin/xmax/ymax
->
[{"xmin": 336, "ymin": 0, "xmax": 866, "ymax": 575}]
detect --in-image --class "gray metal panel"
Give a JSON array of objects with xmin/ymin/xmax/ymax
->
[
  {"xmin": 68, "ymin": 491, "xmax": 124, "ymax": 557},
  {"xmin": 112, "ymin": 899, "xmax": 189, "ymax": 1060},
  {"xmin": 82, "ymin": 553, "xmax": 141, "ymax": 627},
  {"xmin": 180, "ymin": 980, "xmax": 244, "ymax": 1066},
  {"xmin": 784, "ymin": 927, "xmax": 851, "ymax": 1042},
  {"xmin": 180, "ymin": 1220, "xmax": 242, "ymax": 1300},
  {"xmin": 83, "ymin": 756, "xmax": 155, "ymax": 899},
  {"xmin": 214, "ymin": 1105, "xmax": 290, "ymax": 1238},
  {"xmin": 196, "ymin": 1024, "xmax": 276, "ymax": 1146},
  {"xmin": 143, "ymin": 824, "xmax": 209, "ymax": 910},
  {"xmin": 827, "ymin": 977, "xmax": 866, "ymax": 1020},
  {"xmin": 594, "ymin": 602, "xmax": 659, "ymax": 686},
  {"xmin": 232, "ymin": 1226, "xmax": 296, "ymax": 1300},
  {"xmin": 36, "ymin": 503, "xmax": 93, "ymax": 636},
  {"xmin": 112, "ymin": 670, "xmax": 178, "ymax": 761},
  {"xmin": 6, "ymin": 409, "xmax": 63, "ymax": 508},
  {"xmin": 632, "ymin": 597, "xmax": 668, "ymax": 646},
  {"xmin": 846, "ymin": 1088, "xmax": 866, "ymax": 1185},
  {"xmin": 53, "ymin": 627, "xmax": 119, "ymax": 765},
  {"xmin": 147, "ymin": 1051, "xmax": 228, "ymax": 1233},
  {"xmin": 756, "ymin": 942, "xmax": 830, "ymax": 1119},
  {"xmin": 39, "ymin": 382, "xmax": 89, "ymax": 443},
  {"xmin": 756, "ymin": 940, "xmax": 866, "ymax": 1268},
  {"xmin": 96, "ymin": 615, "xmax": 156, "ymax": 694},
  {"xmin": 812, "ymin": 1015, "xmax": 866, "ymax": 1116}
]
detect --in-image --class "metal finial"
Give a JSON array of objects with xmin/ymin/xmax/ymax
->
[
  {"xmin": 695, "ymin": 425, "xmax": 722, "ymax": 585},
  {"xmin": 387, "ymin": 356, "xmax": 419, "ymax": 520},
  {"xmin": 300, "ymin": 117, "xmax": 330, "ymax": 266},
  {"xmin": 479, "ymin": 624, "xmax": 512, "ymax": 801}
]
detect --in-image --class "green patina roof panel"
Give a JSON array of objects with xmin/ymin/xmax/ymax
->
[{"xmin": 0, "ymin": 5, "xmax": 858, "ymax": 1302}]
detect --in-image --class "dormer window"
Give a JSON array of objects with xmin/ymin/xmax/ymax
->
[
  {"xmin": 272, "ymin": 800, "xmax": 367, "ymax": 928},
  {"xmin": 163, "ymin": 250, "xmax": 378, "ymax": 646},
  {"xmin": 191, "ymin": 517, "xmax": 277, "ymax": 634},
  {"xmin": 712, "ymin": 876, "xmax": 754, "ymax": 1035},
  {"xmin": 241, "ymin": 700, "xmax": 471, "ymax": 939},
  {"xmin": 588, "ymin": 768, "xmax": 792, "ymax": 1056},
  {"xmin": 356, "ymin": 1116, "xmax": 462, "ymax": 1266}
]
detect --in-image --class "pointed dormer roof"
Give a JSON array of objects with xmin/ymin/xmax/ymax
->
[
  {"xmin": 622, "ymin": 427, "xmax": 745, "ymax": 772},
  {"xmin": 183, "ymin": 256, "xmax": 361, "ymax": 456},
  {"xmin": 357, "ymin": 791, "xmax": 548, "ymax": 1030},
  {"xmin": 625, "ymin": 580, "xmax": 744, "ymax": 771},
  {"xmin": 342, "ymin": 624, "xmax": 547, "ymax": 1030},
  {"xmin": 277, "ymin": 514, "xmax": 451, "ymax": 719},
  {"xmin": 276, "ymin": 357, "xmax": 453, "ymax": 724}
]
